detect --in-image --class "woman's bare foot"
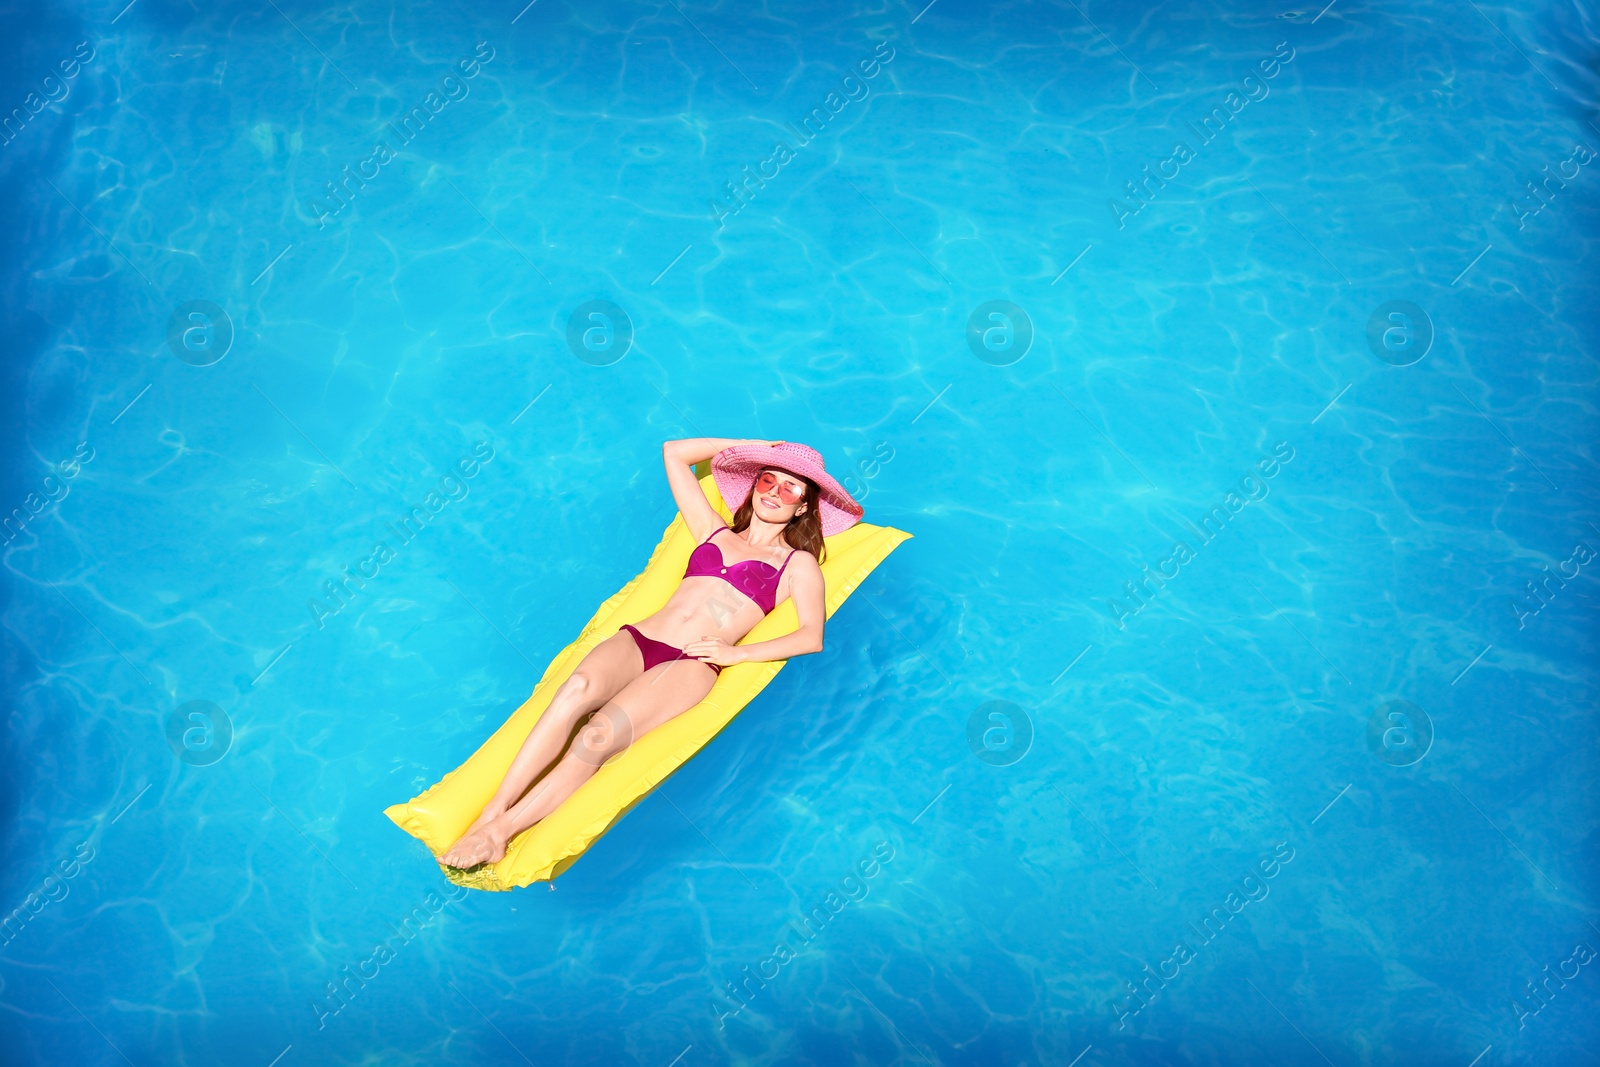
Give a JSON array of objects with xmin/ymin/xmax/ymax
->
[
  {"xmin": 438, "ymin": 816, "xmax": 511, "ymax": 869},
  {"xmin": 457, "ymin": 804, "xmax": 505, "ymax": 845}
]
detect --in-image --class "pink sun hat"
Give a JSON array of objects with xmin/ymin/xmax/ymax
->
[{"xmin": 711, "ymin": 441, "xmax": 865, "ymax": 537}]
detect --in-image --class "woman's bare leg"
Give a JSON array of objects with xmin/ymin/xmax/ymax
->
[
  {"xmin": 464, "ymin": 719, "xmax": 621, "ymax": 857},
  {"xmin": 438, "ymin": 632, "xmax": 641, "ymax": 867},
  {"xmin": 441, "ymin": 658, "xmax": 719, "ymax": 868},
  {"xmin": 438, "ymin": 701, "xmax": 632, "ymax": 869}
]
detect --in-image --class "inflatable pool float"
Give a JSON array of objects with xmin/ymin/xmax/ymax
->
[{"xmin": 384, "ymin": 466, "xmax": 911, "ymax": 890}]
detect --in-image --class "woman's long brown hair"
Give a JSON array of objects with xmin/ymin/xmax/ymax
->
[{"xmin": 729, "ymin": 468, "xmax": 827, "ymax": 564}]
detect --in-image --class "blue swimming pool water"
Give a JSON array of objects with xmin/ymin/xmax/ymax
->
[{"xmin": 2, "ymin": 0, "xmax": 1597, "ymax": 1064}]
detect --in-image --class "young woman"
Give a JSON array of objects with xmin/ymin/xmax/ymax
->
[{"xmin": 438, "ymin": 437, "xmax": 865, "ymax": 869}]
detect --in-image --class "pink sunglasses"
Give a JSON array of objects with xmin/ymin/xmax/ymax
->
[{"xmin": 754, "ymin": 470, "xmax": 807, "ymax": 505}]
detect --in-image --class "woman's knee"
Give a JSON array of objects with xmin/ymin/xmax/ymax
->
[
  {"xmin": 535, "ymin": 675, "xmax": 598, "ymax": 737},
  {"xmin": 554, "ymin": 670, "xmax": 601, "ymax": 709},
  {"xmin": 570, "ymin": 701, "xmax": 635, "ymax": 766}
]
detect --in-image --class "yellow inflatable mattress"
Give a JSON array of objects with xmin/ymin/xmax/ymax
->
[{"xmin": 385, "ymin": 469, "xmax": 911, "ymax": 890}]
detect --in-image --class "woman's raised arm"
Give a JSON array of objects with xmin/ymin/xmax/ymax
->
[{"xmin": 661, "ymin": 438, "xmax": 782, "ymax": 542}]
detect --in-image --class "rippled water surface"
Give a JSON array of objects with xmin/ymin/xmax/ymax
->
[{"xmin": 1, "ymin": 0, "xmax": 1597, "ymax": 1064}]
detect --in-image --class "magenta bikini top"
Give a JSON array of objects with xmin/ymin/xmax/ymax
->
[{"xmin": 683, "ymin": 526, "xmax": 797, "ymax": 615}]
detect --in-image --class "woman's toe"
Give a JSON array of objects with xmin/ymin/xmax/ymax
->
[{"xmin": 439, "ymin": 839, "xmax": 476, "ymax": 868}]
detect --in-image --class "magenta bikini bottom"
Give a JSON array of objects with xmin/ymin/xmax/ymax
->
[{"xmin": 619, "ymin": 624, "xmax": 722, "ymax": 675}]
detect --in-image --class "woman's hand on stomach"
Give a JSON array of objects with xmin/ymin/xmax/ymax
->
[{"xmin": 681, "ymin": 635, "xmax": 747, "ymax": 667}]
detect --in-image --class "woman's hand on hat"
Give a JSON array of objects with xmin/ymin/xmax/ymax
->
[{"xmin": 742, "ymin": 438, "xmax": 785, "ymax": 448}]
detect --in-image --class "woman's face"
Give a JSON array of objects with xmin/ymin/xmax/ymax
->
[{"xmin": 753, "ymin": 468, "xmax": 809, "ymax": 522}]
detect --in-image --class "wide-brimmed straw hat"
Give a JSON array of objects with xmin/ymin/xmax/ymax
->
[{"xmin": 711, "ymin": 442, "xmax": 864, "ymax": 537}]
